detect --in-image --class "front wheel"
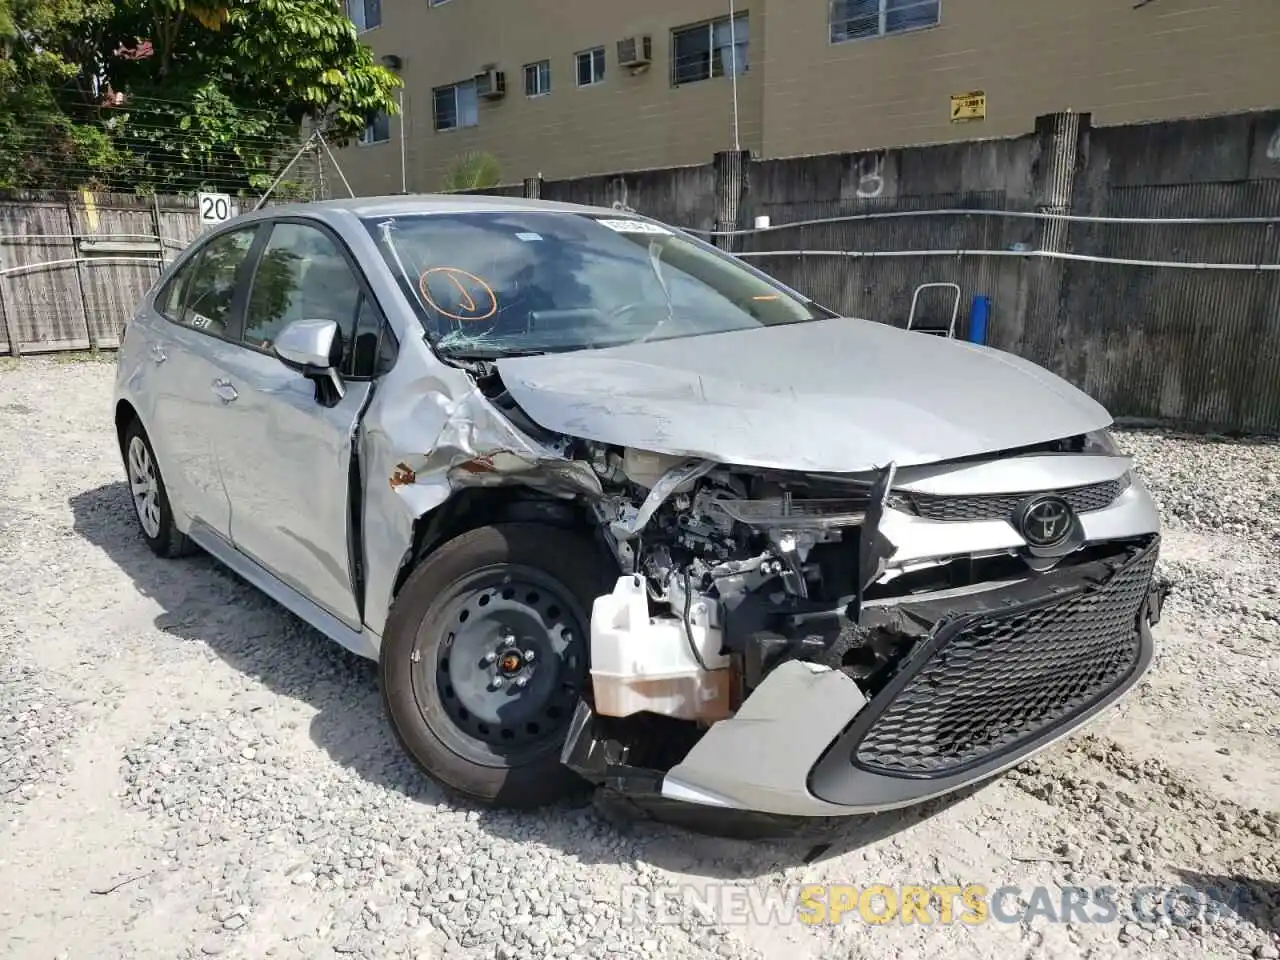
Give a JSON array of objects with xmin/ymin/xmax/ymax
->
[{"xmin": 380, "ymin": 523, "xmax": 615, "ymax": 809}]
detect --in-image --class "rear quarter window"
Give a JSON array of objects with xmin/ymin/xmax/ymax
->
[
  {"xmin": 158, "ymin": 259, "xmax": 194, "ymax": 318},
  {"xmin": 158, "ymin": 227, "xmax": 257, "ymax": 337}
]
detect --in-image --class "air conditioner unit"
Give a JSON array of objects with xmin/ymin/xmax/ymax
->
[
  {"xmin": 617, "ymin": 35, "xmax": 652, "ymax": 68},
  {"xmin": 474, "ymin": 67, "xmax": 506, "ymax": 100}
]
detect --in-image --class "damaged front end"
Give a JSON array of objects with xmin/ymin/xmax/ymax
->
[
  {"xmin": 547, "ymin": 442, "xmax": 1167, "ymax": 817},
  {"xmin": 370, "ymin": 356, "xmax": 1167, "ymax": 819},
  {"xmin": 346, "ymin": 204, "xmax": 1171, "ymax": 820}
]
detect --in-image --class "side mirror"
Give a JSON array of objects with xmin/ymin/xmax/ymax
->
[{"xmin": 274, "ymin": 318, "xmax": 345, "ymax": 400}]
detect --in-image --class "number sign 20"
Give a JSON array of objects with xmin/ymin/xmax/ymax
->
[{"xmin": 198, "ymin": 192, "xmax": 234, "ymax": 225}]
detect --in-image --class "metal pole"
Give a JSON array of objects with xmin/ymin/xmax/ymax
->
[
  {"xmin": 0, "ymin": 258, "xmax": 15, "ymax": 357},
  {"xmin": 398, "ymin": 89, "xmax": 408, "ymax": 194},
  {"xmin": 254, "ymin": 131, "xmax": 317, "ymax": 211},
  {"xmin": 728, "ymin": 0, "xmax": 741, "ymax": 153},
  {"xmin": 150, "ymin": 194, "xmax": 166, "ymax": 281},
  {"xmin": 316, "ymin": 131, "xmax": 357, "ymax": 199},
  {"xmin": 64, "ymin": 198, "xmax": 97, "ymax": 352}
]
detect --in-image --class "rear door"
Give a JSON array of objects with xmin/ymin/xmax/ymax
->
[
  {"xmin": 211, "ymin": 218, "xmax": 396, "ymax": 629},
  {"xmin": 145, "ymin": 224, "xmax": 262, "ymax": 538}
]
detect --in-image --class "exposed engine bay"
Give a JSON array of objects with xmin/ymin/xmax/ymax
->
[
  {"xmin": 436, "ymin": 366, "xmax": 1169, "ymax": 808},
  {"xmin": 586, "ymin": 446, "xmax": 902, "ymax": 699}
]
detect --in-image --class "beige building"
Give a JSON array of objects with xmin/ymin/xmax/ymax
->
[{"xmin": 337, "ymin": 0, "xmax": 1280, "ymax": 195}]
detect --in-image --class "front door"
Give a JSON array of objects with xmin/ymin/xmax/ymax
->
[{"xmin": 211, "ymin": 220, "xmax": 375, "ymax": 629}]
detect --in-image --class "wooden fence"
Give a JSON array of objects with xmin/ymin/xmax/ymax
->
[{"xmin": 0, "ymin": 191, "xmax": 232, "ymax": 355}]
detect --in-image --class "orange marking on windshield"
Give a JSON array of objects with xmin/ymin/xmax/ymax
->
[
  {"xmin": 752, "ymin": 295, "xmax": 779, "ymax": 301},
  {"xmin": 419, "ymin": 266, "xmax": 498, "ymax": 322},
  {"xmin": 448, "ymin": 273, "xmax": 477, "ymax": 312}
]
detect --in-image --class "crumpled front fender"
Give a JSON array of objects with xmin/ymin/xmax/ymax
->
[{"xmin": 357, "ymin": 353, "xmax": 603, "ymax": 643}]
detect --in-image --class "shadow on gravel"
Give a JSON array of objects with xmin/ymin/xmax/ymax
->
[
  {"xmin": 1175, "ymin": 871, "xmax": 1280, "ymax": 938},
  {"xmin": 71, "ymin": 480, "xmax": 995, "ymax": 878},
  {"xmin": 70, "ymin": 483, "xmax": 446, "ymax": 805}
]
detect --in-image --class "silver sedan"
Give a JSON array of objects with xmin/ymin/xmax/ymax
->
[{"xmin": 113, "ymin": 195, "xmax": 1166, "ymax": 820}]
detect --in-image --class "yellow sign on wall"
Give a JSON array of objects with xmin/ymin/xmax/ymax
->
[{"xmin": 950, "ymin": 91, "xmax": 987, "ymax": 122}]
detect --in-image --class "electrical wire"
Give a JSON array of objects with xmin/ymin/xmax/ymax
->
[
  {"xmin": 2, "ymin": 95, "xmax": 328, "ymax": 195},
  {"xmin": 681, "ymin": 568, "xmax": 712, "ymax": 673},
  {"xmin": 733, "ymin": 247, "xmax": 1280, "ymax": 272}
]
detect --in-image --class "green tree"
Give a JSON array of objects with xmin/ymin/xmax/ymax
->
[
  {"xmin": 0, "ymin": 0, "xmax": 401, "ymax": 194},
  {"xmin": 0, "ymin": 0, "xmax": 121, "ymax": 189},
  {"xmin": 440, "ymin": 151, "xmax": 503, "ymax": 192}
]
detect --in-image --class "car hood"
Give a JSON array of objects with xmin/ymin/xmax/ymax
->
[{"xmin": 493, "ymin": 317, "xmax": 1112, "ymax": 474}]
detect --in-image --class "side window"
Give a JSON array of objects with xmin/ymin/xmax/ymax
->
[
  {"xmin": 243, "ymin": 223, "xmax": 362, "ymax": 355},
  {"xmin": 168, "ymin": 228, "xmax": 257, "ymax": 337},
  {"xmin": 158, "ymin": 258, "xmax": 195, "ymax": 317}
]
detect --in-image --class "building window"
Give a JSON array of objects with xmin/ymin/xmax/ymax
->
[
  {"xmin": 524, "ymin": 60, "xmax": 551, "ymax": 97},
  {"xmin": 829, "ymin": 0, "xmax": 939, "ymax": 43},
  {"xmin": 575, "ymin": 46, "xmax": 605, "ymax": 87},
  {"xmin": 672, "ymin": 13, "xmax": 748, "ymax": 86},
  {"xmin": 345, "ymin": 0, "xmax": 381, "ymax": 32},
  {"xmin": 359, "ymin": 112, "xmax": 391, "ymax": 145},
  {"xmin": 434, "ymin": 79, "xmax": 479, "ymax": 131}
]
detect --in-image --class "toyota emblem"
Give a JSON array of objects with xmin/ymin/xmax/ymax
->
[{"xmin": 1018, "ymin": 495, "xmax": 1075, "ymax": 547}]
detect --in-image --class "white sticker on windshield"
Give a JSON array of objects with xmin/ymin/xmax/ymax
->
[
  {"xmin": 595, "ymin": 218, "xmax": 672, "ymax": 235},
  {"xmin": 515, "ymin": 232, "xmax": 543, "ymax": 242}
]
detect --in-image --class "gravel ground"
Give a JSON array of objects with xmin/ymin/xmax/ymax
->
[{"xmin": 0, "ymin": 355, "xmax": 1277, "ymax": 960}]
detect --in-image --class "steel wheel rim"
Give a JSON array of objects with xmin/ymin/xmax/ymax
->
[
  {"xmin": 411, "ymin": 564, "xmax": 589, "ymax": 767},
  {"xmin": 127, "ymin": 436, "xmax": 162, "ymax": 539}
]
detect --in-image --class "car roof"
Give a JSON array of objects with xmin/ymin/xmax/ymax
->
[{"xmin": 251, "ymin": 193, "xmax": 635, "ymax": 223}]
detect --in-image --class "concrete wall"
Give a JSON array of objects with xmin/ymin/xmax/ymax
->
[
  {"xmin": 533, "ymin": 109, "xmax": 1280, "ymax": 434},
  {"xmin": 540, "ymin": 163, "xmax": 724, "ymax": 235},
  {"xmin": 6, "ymin": 111, "xmax": 1279, "ymax": 431}
]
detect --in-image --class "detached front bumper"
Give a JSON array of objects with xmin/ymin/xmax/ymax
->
[{"xmin": 655, "ymin": 535, "xmax": 1166, "ymax": 817}]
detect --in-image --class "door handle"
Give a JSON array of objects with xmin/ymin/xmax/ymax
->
[
  {"xmin": 212, "ymin": 379, "xmax": 238, "ymax": 404},
  {"xmin": 150, "ymin": 343, "xmax": 167, "ymax": 364}
]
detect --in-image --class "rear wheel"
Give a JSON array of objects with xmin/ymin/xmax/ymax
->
[
  {"xmin": 380, "ymin": 523, "xmax": 615, "ymax": 808},
  {"xmin": 121, "ymin": 418, "xmax": 193, "ymax": 559}
]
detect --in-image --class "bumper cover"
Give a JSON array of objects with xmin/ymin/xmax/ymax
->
[{"xmin": 659, "ymin": 535, "xmax": 1163, "ymax": 816}]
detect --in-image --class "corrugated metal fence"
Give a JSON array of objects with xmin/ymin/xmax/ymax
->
[
  {"xmin": 526, "ymin": 110, "xmax": 1280, "ymax": 434},
  {"xmin": 1059, "ymin": 181, "xmax": 1280, "ymax": 433},
  {"xmin": 727, "ymin": 191, "xmax": 1027, "ymax": 335}
]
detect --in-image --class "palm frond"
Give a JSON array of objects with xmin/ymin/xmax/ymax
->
[{"xmin": 440, "ymin": 150, "xmax": 502, "ymax": 192}]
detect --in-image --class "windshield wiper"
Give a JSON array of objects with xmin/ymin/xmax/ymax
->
[{"xmin": 437, "ymin": 345, "xmax": 549, "ymax": 361}]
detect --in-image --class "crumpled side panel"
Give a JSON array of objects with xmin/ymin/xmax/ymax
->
[{"xmin": 359, "ymin": 367, "xmax": 603, "ymax": 640}]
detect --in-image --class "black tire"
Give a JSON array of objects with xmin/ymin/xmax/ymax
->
[
  {"xmin": 380, "ymin": 523, "xmax": 616, "ymax": 809},
  {"xmin": 120, "ymin": 417, "xmax": 194, "ymax": 559}
]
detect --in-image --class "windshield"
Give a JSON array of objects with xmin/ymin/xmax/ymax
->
[{"xmin": 362, "ymin": 210, "xmax": 835, "ymax": 358}]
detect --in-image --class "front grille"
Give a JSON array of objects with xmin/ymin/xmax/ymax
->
[
  {"xmin": 899, "ymin": 477, "xmax": 1127, "ymax": 522},
  {"xmin": 850, "ymin": 538, "xmax": 1158, "ymax": 777}
]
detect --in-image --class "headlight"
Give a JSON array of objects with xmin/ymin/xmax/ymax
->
[{"xmin": 1081, "ymin": 429, "xmax": 1123, "ymax": 456}]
